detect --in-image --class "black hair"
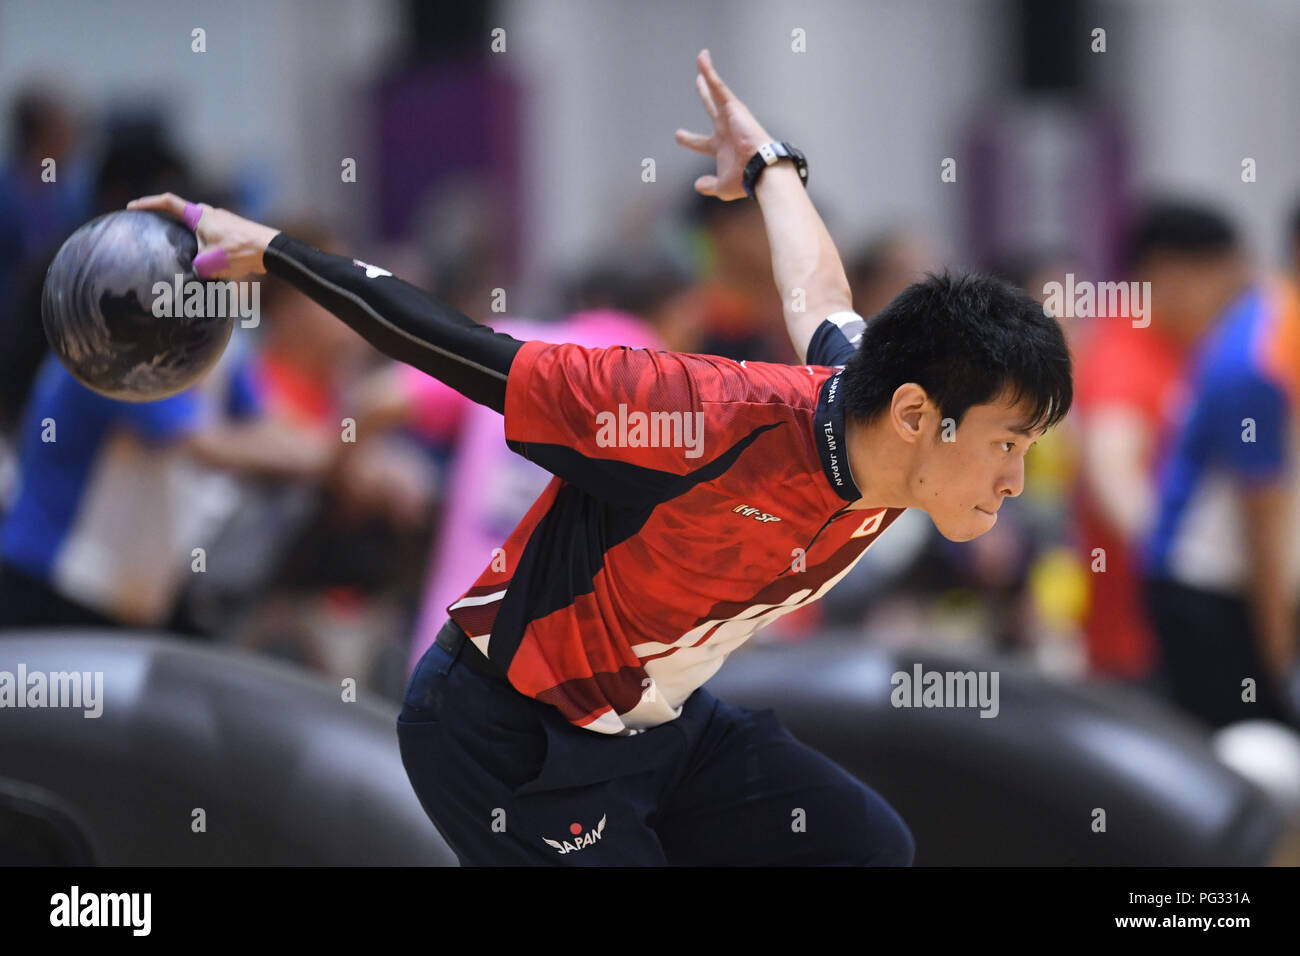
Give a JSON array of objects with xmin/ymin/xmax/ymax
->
[
  {"xmin": 989, "ymin": 246, "xmax": 1076, "ymax": 293},
  {"xmin": 566, "ymin": 254, "xmax": 691, "ymax": 318},
  {"xmin": 845, "ymin": 230, "xmax": 910, "ymax": 291},
  {"xmin": 1123, "ymin": 200, "xmax": 1237, "ymax": 273},
  {"xmin": 92, "ymin": 115, "xmax": 197, "ymax": 215},
  {"xmin": 12, "ymin": 89, "xmax": 47, "ymax": 150},
  {"xmin": 841, "ymin": 271, "xmax": 1072, "ymax": 433}
]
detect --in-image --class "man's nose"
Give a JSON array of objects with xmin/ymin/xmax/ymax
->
[{"xmin": 999, "ymin": 456, "xmax": 1025, "ymax": 499}]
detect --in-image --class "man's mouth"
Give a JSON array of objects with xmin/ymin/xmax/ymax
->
[{"xmin": 974, "ymin": 505, "xmax": 998, "ymax": 516}]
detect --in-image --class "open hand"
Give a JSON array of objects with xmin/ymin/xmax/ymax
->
[{"xmin": 674, "ymin": 49, "xmax": 774, "ymax": 201}]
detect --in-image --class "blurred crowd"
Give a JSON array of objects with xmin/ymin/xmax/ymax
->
[{"xmin": 1, "ymin": 82, "xmax": 1299, "ymax": 739}]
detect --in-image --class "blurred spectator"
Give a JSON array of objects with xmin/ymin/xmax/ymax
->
[
  {"xmin": 675, "ymin": 190, "xmax": 790, "ymax": 364},
  {"xmin": 0, "ymin": 141, "xmax": 339, "ymax": 635},
  {"xmin": 1074, "ymin": 202, "xmax": 1245, "ymax": 686},
  {"xmin": 559, "ymin": 252, "xmax": 701, "ymax": 353},
  {"xmin": 0, "ymin": 85, "xmax": 90, "ymax": 306},
  {"xmin": 0, "ymin": 114, "xmax": 197, "ymax": 434},
  {"xmin": 1139, "ymin": 211, "xmax": 1300, "ymax": 730},
  {"xmin": 226, "ymin": 223, "xmax": 437, "ymax": 675},
  {"xmin": 996, "ymin": 247, "xmax": 1091, "ymax": 353},
  {"xmin": 0, "ymin": 343, "xmax": 332, "ymax": 634},
  {"xmin": 411, "ymin": 175, "xmax": 509, "ymax": 323},
  {"xmin": 251, "ymin": 219, "xmax": 376, "ymax": 429},
  {"xmin": 0, "ymin": 86, "xmax": 91, "ymax": 432},
  {"xmin": 846, "ymin": 228, "xmax": 939, "ymax": 320},
  {"xmin": 1291, "ymin": 197, "xmax": 1300, "ymax": 279}
]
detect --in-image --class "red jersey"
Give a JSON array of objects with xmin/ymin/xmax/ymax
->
[
  {"xmin": 448, "ymin": 339, "xmax": 903, "ymax": 735},
  {"xmin": 1073, "ymin": 320, "xmax": 1184, "ymax": 678}
]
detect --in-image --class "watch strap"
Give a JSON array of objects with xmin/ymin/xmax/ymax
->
[{"xmin": 742, "ymin": 141, "xmax": 808, "ymax": 199}]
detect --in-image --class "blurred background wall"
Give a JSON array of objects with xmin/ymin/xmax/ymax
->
[
  {"xmin": 0, "ymin": 0, "xmax": 402, "ymax": 230},
  {"xmin": 3, "ymin": 0, "xmax": 1296, "ymax": 288}
]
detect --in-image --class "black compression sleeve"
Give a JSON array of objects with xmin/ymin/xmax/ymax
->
[{"xmin": 262, "ymin": 232, "xmax": 524, "ymax": 413}]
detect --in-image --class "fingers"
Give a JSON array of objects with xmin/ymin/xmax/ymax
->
[
  {"xmin": 693, "ymin": 174, "xmax": 719, "ymax": 196},
  {"xmin": 675, "ymin": 128, "xmax": 713, "ymax": 154},
  {"xmin": 126, "ymin": 192, "xmax": 233, "ymax": 277},
  {"xmin": 695, "ymin": 74, "xmax": 718, "ymax": 122},
  {"xmin": 192, "ymin": 248, "xmax": 231, "ymax": 280},
  {"xmin": 181, "ymin": 202, "xmax": 205, "ymax": 231},
  {"xmin": 126, "ymin": 192, "xmax": 191, "ymax": 218},
  {"xmin": 698, "ymin": 49, "xmax": 733, "ymax": 105}
]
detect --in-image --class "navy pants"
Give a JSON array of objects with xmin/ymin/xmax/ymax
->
[
  {"xmin": 1144, "ymin": 577, "xmax": 1300, "ymax": 731},
  {"xmin": 396, "ymin": 627, "xmax": 914, "ymax": 866}
]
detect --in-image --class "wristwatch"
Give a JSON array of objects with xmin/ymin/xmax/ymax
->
[{"xmin": 742, "ymin": 141, "xmax": 808, "ymax": 199}]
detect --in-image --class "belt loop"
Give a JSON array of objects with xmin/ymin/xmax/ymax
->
[
  {"xmin": 434, "ymin": 619, "xmax": 467, "ymax": 675},
  {"xmin": 437, "ymin": 618, "xmax": 513, "ymax": 684}
]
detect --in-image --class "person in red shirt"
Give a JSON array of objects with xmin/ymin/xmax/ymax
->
[{"xmin": 1074, "ymin": 202, "xmax": 1247, "ymax": 683}]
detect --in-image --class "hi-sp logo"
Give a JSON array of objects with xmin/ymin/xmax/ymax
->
[{"xmin": 733, "ymin": 503, "xmax": 782, "ymax": 523}]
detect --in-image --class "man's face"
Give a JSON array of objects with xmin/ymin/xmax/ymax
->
[
  {"xmin": 1141, "ymin": 252, "xmax": 1245, "ymax": 345},
  {"xmin": 910, "ymin": 391, "xmax": 1043, "ymax": 542}
]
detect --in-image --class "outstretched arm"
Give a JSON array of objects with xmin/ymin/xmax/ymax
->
[
  {"xmin": 675, "ymin": 50, "xmax": 853, "ymax": 364},
  {"xmin": 123, "ymin": 193, "xmax": 700, "ymax": 508},
  {"xmin": 126, "ymin": 193, "xmax": 523, "ymax": 412}
]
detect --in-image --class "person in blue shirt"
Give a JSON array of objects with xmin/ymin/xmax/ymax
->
[
  {"xmin": 0, "ymin": 343, "xmax": 334, "ymax": 634},
  {"xmin": 1143, "ymin": 274, "xmax": 1300, "ymax": 731}
]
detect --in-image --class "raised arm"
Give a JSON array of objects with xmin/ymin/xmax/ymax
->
[
  {"xmin": 126, "ymin": 193, "xmax": 523, "ymax": 412},
  {"xmin": 675, "ymin": 50, "xmax": 853, "ymax": 364}
]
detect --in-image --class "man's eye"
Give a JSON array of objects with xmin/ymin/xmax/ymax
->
[{"xmin": 1001, "ymin": 441, "xmax": 1015, "ymax": 453}]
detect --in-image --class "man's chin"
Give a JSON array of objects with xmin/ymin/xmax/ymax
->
[{"xmin": 938, "ymin": 519, "xmax": 991, "ymax": 542}]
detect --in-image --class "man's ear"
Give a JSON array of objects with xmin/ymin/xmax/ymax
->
[{"xmin": 889, "ymin": 383, "xmax": 930, "ymax": 444}]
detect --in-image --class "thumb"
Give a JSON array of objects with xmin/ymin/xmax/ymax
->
[{"xmin": 693, "ymin": 174, "xmax": 719, "ymax": 196}]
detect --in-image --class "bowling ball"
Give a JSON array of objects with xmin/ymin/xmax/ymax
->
[{"xmin": 41, "ymin": 209, "xmax": 233, "ymax": 401}]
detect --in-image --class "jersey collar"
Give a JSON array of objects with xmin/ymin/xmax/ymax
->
[{"xmin": 813, "ymin": 368, "xmax": 862, "ymax": 502}]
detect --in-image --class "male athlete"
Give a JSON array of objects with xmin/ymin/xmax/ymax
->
[{"xmin": 129, "ymin": 50, "xmax": 1071, "ymax": 865}]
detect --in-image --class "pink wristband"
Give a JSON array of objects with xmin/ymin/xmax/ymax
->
[
  {"xmin": 182, "ymin": 202, "xmax": 204, "ymax": 231},
  {"xmin": 192, "ymin": 248, "xmax": 229, "ymax": 279}
]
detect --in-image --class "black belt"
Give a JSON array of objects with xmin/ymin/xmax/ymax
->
[{"xmin": 435, "ymin": 619, "xmax": 511, "ymax": 684}]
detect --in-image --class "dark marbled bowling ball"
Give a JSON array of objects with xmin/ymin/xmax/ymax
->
[{"xmin": 41, "ymin": 210, "xmax": 233, "ymax": 401}]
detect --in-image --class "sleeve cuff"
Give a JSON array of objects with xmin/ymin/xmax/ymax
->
[{"xmin": 503, "ymin": 339, "xmax": 550, "ymax": 441}]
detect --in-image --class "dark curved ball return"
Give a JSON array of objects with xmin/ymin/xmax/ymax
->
[
  {"xmin": 706, "ymin": 640, "xmax": 1284, "ymax": 865},
  {"xmin": 0, "ymin": 632, "xmax": 454, "ymax": 865},
  {"xmin": 0, "ymin": 632, "xmax": 1283, "ymax": 865}
]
